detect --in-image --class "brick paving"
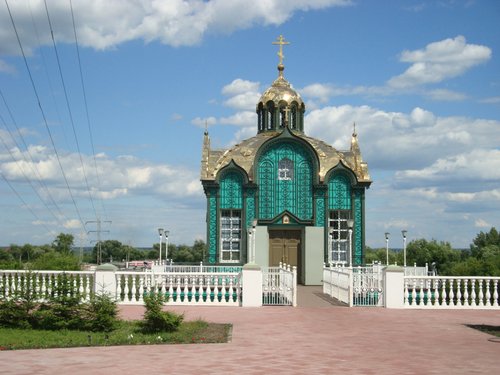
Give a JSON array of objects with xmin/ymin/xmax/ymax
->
[{"xmin": 1, "ymin": 287, "xmax": 499, "ymax": 374}]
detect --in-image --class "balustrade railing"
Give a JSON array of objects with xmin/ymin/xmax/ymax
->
[
  {"xmin": 262, "ymin": 263, "xmax": 297, "ymax": 306},
  {"xmin": 404, "ymin": 276, "xmax": 500, "ymax": 308},
  {"xmin": 0, "ymin": 270, "xmax": 94, "ymax": 302},
  {"xmin": 116, "ymin": 271, "xmax": 241, "ymax": 306},
  {"xmin": 352, "ymin": 266, "xmax": 384, "ymax": 306},
  {"xmin": 323, "ymin": 265, "xmax": 353, "ymax": 306}
]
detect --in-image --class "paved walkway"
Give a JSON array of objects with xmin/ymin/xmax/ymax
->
[{"xmin": 1, "ymin": 289, "xmax": 499, "ymax": 374}]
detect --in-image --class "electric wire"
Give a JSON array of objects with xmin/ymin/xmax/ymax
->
[
  {"xmin": 1, "ymin": 171, "xmax": 56, "ymax": 236},
  {"xmin": 69, "ymin": 0, "xmax": 108, "ymax": 222},
  {"xmin": 4, "ymin": 0, "xmax": 87, "ymax": 231},
  {"xmin": 43, "ymin": 0, "xmax": 98, "ymax": 220},
  {"xmin": 0, "ymin": 111, "xmax": 63, "ymax": 223},
  {"xmin": 0, "ymin": 88, "xmax": 66, "ymax": 220}
]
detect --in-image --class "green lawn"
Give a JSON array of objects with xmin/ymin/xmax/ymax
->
[{"xmin": 0, "ymin": 320, "xmax": 231, "ymax": 350}]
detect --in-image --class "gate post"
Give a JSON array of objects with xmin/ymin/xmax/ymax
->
[
  {"xmin": 94, "ymin": 263, "xmax": 118, "ymax": 299},
  {"xmin": 241, "ymin": 264, "xmax": 263, "ymax": 307},
  {"xmin": 384, "ymin": 265, "xmax": 404, "ymax": 308}
]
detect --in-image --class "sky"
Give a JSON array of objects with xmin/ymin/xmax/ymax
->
[{"xmin": 0, "ymin": 0, "xmax": 499, "ymax": 250}]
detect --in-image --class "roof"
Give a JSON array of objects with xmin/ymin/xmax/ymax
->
[{"xmin": 201, "ymin": 128, "xmax": 371, "ymax": 184}]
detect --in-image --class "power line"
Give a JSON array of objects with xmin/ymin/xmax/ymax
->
[
  {"xmin": 43, "ymin": 0, "xmax": 98, "ymax": 220},
  {"xmin": 69, "ymin": 0, "xmax": 108, "ymax": 222},
  {"xmin": 0, "ymin": 89, "xmax": 66, "ymax": 220},
  {"xmin": 4, "ymin": 0, "xmax": 86, "ymax": 231},
  {"xmin": 1, "ymin": 171, "xmax": 56, "ymax": 236},
  {"xmin": 0, "ymin": 117, "xmax": 62, "ymax": 223}
]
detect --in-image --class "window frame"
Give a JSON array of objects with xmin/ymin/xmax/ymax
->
[{"xmin": 219, "ymin": 209, "xmax": 242, "ymax": 263}]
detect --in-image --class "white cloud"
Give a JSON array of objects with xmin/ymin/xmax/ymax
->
[
  {"xmin": 191, "ymin": 116, "xmax": 217, "ymax": 128},
  {"xmin": 426, "ymin": 89, "xmax": 467, "ymax": 101},
  {"xmin": 299, "ymin": 83, "xmax": 334, "ymax": 103},
  {"xmin": 305, "ymin": 104, "xmax": 500, "ymax": 170},
  {"xmin": 475, "ymin": 218, "xmax": 491, "ymax": 228},
  {"xmin": 396, "ymin": 149, "xmax": 500, "ymax": 182},
  {"xmin": 63, "ymin": 219, "xmax": 82, "ymax": 229},
  {"xmin": 388, "ymin": 35, "xmax": 491, "ymax": 88},
  {"xmin": 0, "ymin": 59, "xmax": 15, "ymax": 74},
  {"xmin": 0, "ymin": 145, "xmax": 202, "ymax": 206},
  {"xmin": 220, "ymin": 111, "xmax": 255, "ymax": 128},
  {"xmin": 0, "ymin": 0, "xmax": 352, "ymax": 54},
  {"xmin": 222, "ymin": 79, "xmax": 260, "ymax": 96},
  {"xmin": 479, "ymin": 96, "xmax": 500, "ymax": 104}
]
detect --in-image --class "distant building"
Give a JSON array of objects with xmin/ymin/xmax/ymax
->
[{"xmin": 200, "ymin": 36, "xmax": 371, "ymax": 284}]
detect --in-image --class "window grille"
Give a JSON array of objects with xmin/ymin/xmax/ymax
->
[
  {"xmin": 220, "ymin": 210, "xmax": 241, "ymax": 263},
  {"xmin": 278, "ymin": 158, "xmax": 294, "ymax": 180},
  {"xmin": 329, "ymin": 210, "xmax": 350, "ymax": 264}
]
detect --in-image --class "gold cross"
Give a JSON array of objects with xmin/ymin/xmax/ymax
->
[{"xmin": 272, "ymin": 35, "xmax": 290, "ymax": 65}]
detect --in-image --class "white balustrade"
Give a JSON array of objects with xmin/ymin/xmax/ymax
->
[
  {"xmin": 262, "ymin": 263, "xmax": 296, "ymax": 306},
  {"xmin": 403, "ymin": 276, "xmax": 500, "ymax": 309},
  {"xmin": 115, "ymin": 271, "xmax": 241, "ymax": 306}
]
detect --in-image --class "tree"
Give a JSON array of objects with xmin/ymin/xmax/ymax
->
[
  {"xmin": 92, "ymin": 240, "xmax": 125, "ymax": 263},
  {"xmin": 470, "ymin": 227, "xmax": 500, "ymax": 259},
  {"xmin": 52, "ymin": 233, "xmax": 75, "ymax": 255},
  {"xmin": 405, "ymin": 239, "xmax": 459, "ymax": 273}
]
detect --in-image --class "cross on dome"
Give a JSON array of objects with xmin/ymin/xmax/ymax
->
[{"xmin": 272, "ymin": 35, "xmax": 290, "ymax": 66}]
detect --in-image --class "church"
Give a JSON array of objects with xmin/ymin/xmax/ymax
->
[{"xmin": 200, "ymin": 36, "xmax": 371, "ymax": 285}]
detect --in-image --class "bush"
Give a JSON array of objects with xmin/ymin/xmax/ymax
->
[
  {"xmin": 82, "ymin": 293, "xmax": 119, "ymax": 332},
  {"xmin": 0, "ymin": 273, "xmax": 119, "ymax": 332},
  {"xmin": 141, "ymin": 293, "xmax": 183, "ymax": 333},
  {"xmin": 0, "ymin": 299, "xmax": 31, "ymax": 329}
]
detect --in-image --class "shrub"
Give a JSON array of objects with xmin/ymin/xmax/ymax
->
[
  {"xmin": 141, "ymin": 293, "xmax": 183, "ymax": 333},
  {"xmin": 82, "ymin": 292, "xmax": 119, "ymax": 332}
]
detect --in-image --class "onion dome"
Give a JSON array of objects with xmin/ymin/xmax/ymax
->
[{"xmin": 256, "ymin": 36, "xmax": 306, "ymax": 134}]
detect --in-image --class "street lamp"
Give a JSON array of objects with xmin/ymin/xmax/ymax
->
[
  {"xmin": 347, "ymin": 219, "xmax": 354, "ymax": 267},
  {"xmin": 165, "ymin": 230, "xmax": 170, "ymax": 263},
  {"xmin": 158, "ymin": 228, "xmax": 164, "ymax": 263},
  {"xmin": 402, "ymin": 230, "xmax": 407, "ymax": 268},
  {"xmin": 385, "ymin": 232, "xmax": 390, "ymax": 265}
]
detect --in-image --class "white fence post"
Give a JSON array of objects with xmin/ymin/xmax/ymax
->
[
  {"xmin": 241, "ymin": 264, "xmax": 262, "ymax": 307},
  {"xmin": 384, "ymin": 265, "xmax": 405, "ymax": 308},
  {"xmin": 94, "ymin": 263, "xmax": 118, "ymax": 298}
]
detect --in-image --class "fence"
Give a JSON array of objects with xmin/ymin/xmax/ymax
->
[
  {"xmin": 323, "ymin": 265, "xmax": 353, "ymax": 306},
  {"xmin": 262, "ymin": 263, "xmax": 297, "ymax": 306},
  {"xmin": 404, "ymin": 276, "xmax": 500, "ymax": 308},
  {"xmin": 323, "ymin": 265, "xmax": 384, "ymax": 307},
  {"xmin": 116, "ymin": 271, "xmax": 241, "ymax": 306},
  {"xmin": 0, "ymin": 270, "xmax": 94, "ymax": 302}
]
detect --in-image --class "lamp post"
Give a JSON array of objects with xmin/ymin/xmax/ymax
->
[
  {"xmin": 385, "ymin": 232, "xmax": 390, "ymax": 265},
  {"xmin": 165, "ymin": 230, "xmax": 170, "ymax": 263},
  {"xmin": 402, "ymin": 230, "xmax": 407, "ymax": 268},
  {"xmin": 158, "ymin": 228, "xmax": 164, "ymax": 263},
  {"xmin": 347, "ymin": 219, "xmax": 354, "ymax": 267}
]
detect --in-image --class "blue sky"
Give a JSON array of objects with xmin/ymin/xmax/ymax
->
[{"xmin": 0, "ymin": 0, "xmax": 499, "ymax": 250}]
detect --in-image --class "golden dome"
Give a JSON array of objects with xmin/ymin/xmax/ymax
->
[{"xmin": 257, "ymin": 64, "xmax": 304, "ymax": 108}]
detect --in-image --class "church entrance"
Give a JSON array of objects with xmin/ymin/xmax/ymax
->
[{"xmin": 269, "ymin": 230, "xmax": 301, "ymax": 278}]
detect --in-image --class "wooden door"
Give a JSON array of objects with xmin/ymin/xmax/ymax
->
[{"xmin": 269, "ymin": 230, "xmax": 301, "ymax": 268}]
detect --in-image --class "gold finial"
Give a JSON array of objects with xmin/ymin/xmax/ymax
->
[{"xmin": 272, "ymin": 35, "xmax": 290, "ymax": 66}]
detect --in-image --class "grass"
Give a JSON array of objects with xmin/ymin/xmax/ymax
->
[
  {"xmin": 0, "ymin": 320, "xmax": 231, "ymax": 350},
  {"xmin": 466, "ymin": 324, "xmax": 500, "ymax": 338}
]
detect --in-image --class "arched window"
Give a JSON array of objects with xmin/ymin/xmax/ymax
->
[
  {"xmin": 267, "ymin": 102, "xmax": 275, "ymax": 130},
  {"xmin": 278, "ymin": 158, "xmax": 294, "ymax": 181},
  {"xmin": 290, "ymin": 105, "xmax": 297, "ymax": 130}
]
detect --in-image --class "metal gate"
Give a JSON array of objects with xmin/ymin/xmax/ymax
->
[{"xmin": 262, "ymin": 264, "xmax": 297, "ymax": 306}]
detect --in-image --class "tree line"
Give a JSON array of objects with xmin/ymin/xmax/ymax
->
[
  {"xmin": 0, "ymin": 233, "xmax": 207, "ymax": 270},
  {"xmin": 1, "ymin": 228, "xmax": 498, "ymax": 275},
  {"xmin": 365, "ymin": 227, "xmax": 500, "ymax": 276}
]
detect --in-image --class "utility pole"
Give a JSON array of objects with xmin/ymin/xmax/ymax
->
[{"xmin": 86, "ymin": 218, "xmax": 111, "ymax": 264}]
